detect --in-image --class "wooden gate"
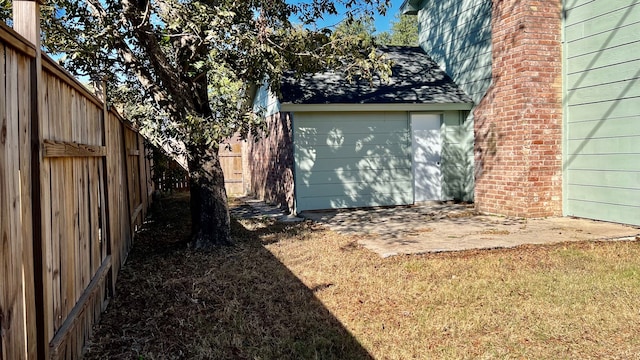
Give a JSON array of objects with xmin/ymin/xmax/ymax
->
[{"xmin": 219, "ymin": 143, "xmax": 244, "ymax": 195}]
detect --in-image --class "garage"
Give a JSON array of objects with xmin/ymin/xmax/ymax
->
[
  {"xmin": 250, "ymin": 46, "xmax": 474, "ymax": 213},
  {"xmin": 563, "ymin": 1, "xmax": 640, "ymax": 225}
]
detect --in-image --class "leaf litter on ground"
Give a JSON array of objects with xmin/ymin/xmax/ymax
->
[{"xmin": 84, "ymin": 193, "xmax": 640, "ymax": 359}]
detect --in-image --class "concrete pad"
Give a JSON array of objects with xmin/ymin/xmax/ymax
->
[{"xmin": 300, "ymin": 205, "xmax": 640, "ymax": 257}]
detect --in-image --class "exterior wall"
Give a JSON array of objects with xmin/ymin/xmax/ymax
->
[
  {"xmin": 253, "ymin": 82, "xmax": 280, "ymax": 116},
  {"xmin": 441, "ymin": 110, "xmax": 474, "ymax": 202},
  {"xmin": 416, "ymin": 0, "xmax": 563, "ymax": 218},
  {"xmin": 415, "ymin": 0, "xmax": 487, "ymax": 204},
  {"xmin": 474, "ymin": 0, "xmax": 563, "ymax": 217},
  {"xmin": 246, "ymin": 112, "xmax": 295, "ymax": 212},
  {"xmin": 563, "ymin": 0, "xmax": 640, "ymax": 225},
  {"xmin": 416, "ymin": 0, "xmax": 493, "ymax": 103}
]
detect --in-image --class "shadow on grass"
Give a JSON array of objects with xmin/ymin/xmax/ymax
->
[{"xmin": 84, "ymin": 193, "xmax": 372, "ymax": 360}]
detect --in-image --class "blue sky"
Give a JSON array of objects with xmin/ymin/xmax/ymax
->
[{"xmin": 289, "ymin": 0, "xmax": 403, "ymax": 34}]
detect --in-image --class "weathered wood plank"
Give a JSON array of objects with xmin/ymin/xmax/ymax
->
[
  {"xmin": 61, "ymin": 82, "xmax": 77, "ymax": 322},
  {"xmin": 1, "ymin": 43, "xmax": 27, "ymax": 360},
  {"xmin": 40, "ymin": 70, "xmax": 56, "ymax": 349},
  {"xmin": 17, "ymin": 48, "xmax": 37, "ymax": 360},
  {"xmin": 43, "ymin": 139, "xmax": 107, "ymax": 158},
  {"xmin": 50, "ymin": 78, "xmax": 63, "ymax": 333},
  {"xmin": 0, "ymin": 42, "xmax": 7, "ymax": 360}
]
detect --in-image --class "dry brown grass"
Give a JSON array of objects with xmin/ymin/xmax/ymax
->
[{"xmin": 85, "ymin": 194, "xmax": 640, "ymax": 359}]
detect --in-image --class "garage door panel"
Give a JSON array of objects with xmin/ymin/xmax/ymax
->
[
  {"xmin": 297, "ymin": 180, "xmax": 414, "ymax": 198},
  {"xmin": 299, "ymin": 169, "xmax": 412, "ymax": 186},
  {"xmin": 294, "ymin": 111, "xmax": 413, "ymax": 211},
  {"xmin": 564, "ymin": 0, "xmax": 640, "ymax": 226},
  {"xmin": 297, "ymin": 115, "xmax": 407, "ymax": 133},
  {"xmin": 297, "ymin": 155, "xmax": 412, "ymax": 172},
  {"xmin": 302, "ymin": 142, "xmax": 410, "ymax": 159},
  {"xmin": 293, "ymin": 132, "xmax": 410, "ymax": 147},
  {"xmin": 297, "ymin": 192, "xmax": 414, "ymax": 212}
]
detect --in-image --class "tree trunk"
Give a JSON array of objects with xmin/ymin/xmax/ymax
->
[{"xmin": 189, "ymin": 145, "xmax": 232, "ymax": 248}]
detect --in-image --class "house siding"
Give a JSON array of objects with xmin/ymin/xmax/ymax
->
[
  {"xmin": 415, "ymin": 0, "xmax": 487, "ymax": 204},
  {"xmin": 563, "ymin": 0, "xmax": 640, "ymax": 225},
  {"xmin": 416, "ymin": 0, "xmax": 493, "ymax": 104},
  {"xmin": 416, "ymin": 0, "xmax": 564, "ymax": 217},
  {"xmin": 442, "ymin": 110, "xmax": 474, "ymax": 202}
]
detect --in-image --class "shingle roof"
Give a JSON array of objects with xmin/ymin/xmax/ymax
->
[{"xmin": 280, "ymin": 46, "xmax": 472, "ymax": 105}]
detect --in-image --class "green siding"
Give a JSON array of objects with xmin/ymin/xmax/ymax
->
[
  {"xmin": 441, "ymin": 111, "xmax": 474, "ymax": 202},
  {"xmin": 294, "ymin": 112, "xmax": 413, "ymax": 211},
  {"xmin": 563, "ymin": 0, "xmax": 640, "ymax": 225},
  {"xmin": 413, "ymin": 0, "xmax": 487, "ymax": 204},
  {"xmin": 416, "ymin": 0, "xmax": 492, "ymax": 104}
]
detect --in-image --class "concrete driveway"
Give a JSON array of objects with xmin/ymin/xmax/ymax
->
[{"xmin": 299, "ymin": 203, "xmax": 640, "ymax": 257}]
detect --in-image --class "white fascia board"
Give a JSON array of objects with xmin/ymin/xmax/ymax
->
[{"xmin": 280, "ymin": 103, "xmax": 473, "ymax": 112}]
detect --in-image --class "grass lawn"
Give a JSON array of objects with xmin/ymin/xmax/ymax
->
[{"xmin": 84, "ymin": 194, "xmax": 640, "ymax": 359}]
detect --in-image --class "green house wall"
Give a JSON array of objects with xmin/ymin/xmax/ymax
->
[
  {"xmin": 416, "ymin": 0, "xmax": 492, "ymax": 104},
  {"xmin": 563, "ymin": 0, "xmax": 640, "ymax": 225},
  {"xmin": 413, "ymin": 0, "xmax": 491, "ymax": 204},
  {"xmin": 442, "ymin": 110, "xmax": 474, "ymax": 202}
]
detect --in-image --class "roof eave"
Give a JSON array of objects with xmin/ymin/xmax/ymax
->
[
  {"xmin": 400, "ymin": 0, "xmax": 422, "ymax": 15},
  {"xmin": 280, "ymin": 103, "xmax": 474, "ymax": 112}
]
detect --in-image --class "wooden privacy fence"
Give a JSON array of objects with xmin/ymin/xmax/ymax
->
[{"xmin": 0, "ymin": 15, "xmax": 154, "ymax": 360}]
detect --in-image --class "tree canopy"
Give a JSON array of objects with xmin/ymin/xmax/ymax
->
[
  {"xmin": 377, "ymin": 13, "xmax": 418, "ymax": 46},
  {"xmin": 5, "ymin": 0, "xmax": 392, "ymax": 247}
]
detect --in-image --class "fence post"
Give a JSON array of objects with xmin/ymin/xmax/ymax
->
[
  {"xmin": 13, "ymin": 2, "xmax": 48, "ymax": 359},
  {"xmin": 95, "ymin": 79, "xmax": 115, "ymax": 297}
]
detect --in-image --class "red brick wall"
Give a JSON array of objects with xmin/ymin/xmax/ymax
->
[
  {"xmin": 245, "ymin": 112, "xmax": 295, "ymax": 213},
  {"xmin": 474, "ymin": 0, "xmax": 563, "ymax": 217}
]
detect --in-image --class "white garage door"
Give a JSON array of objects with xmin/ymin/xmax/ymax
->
[
  {"xmin": 563, "ymin": 0, "xmax": 640, "ymax": 225},
  {"xmin": 294, "ymin": 112, "xmax": 413, "ymax": 212}
]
